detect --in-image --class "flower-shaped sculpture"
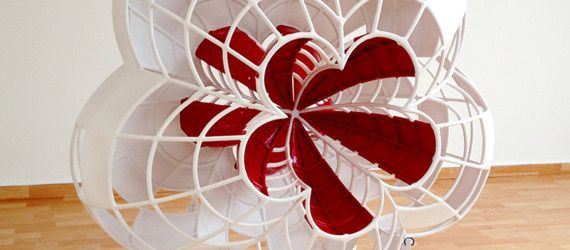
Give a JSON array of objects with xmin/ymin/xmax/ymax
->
[
  {"xmin": 71, "ymin": 0, "xmax": 494, "ymax": 249},
  {"xmin": 181, "ymin": 25, "xmax": 437, "ymax": 235}
]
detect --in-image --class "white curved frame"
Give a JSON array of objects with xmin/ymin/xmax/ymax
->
[{"xmin": 72, "ymin": 0, "xmax": 493, "ymax": 249}]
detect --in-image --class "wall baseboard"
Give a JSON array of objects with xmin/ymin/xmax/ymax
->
[
  {"xmin": 438, "ymin": 163, "xmax": 570, "ymax": 179},
  {"xmin": 0, "ymin": 183, "xmax": 76, "ymax": 201},
  {"xmin": 1, "ymin": 163, "xmax": 569, "ymax": 201}
]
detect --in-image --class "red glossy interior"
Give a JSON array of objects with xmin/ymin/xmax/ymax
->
[
  {"xmin": 289, "ymin": 120, "xmax": 373, "ymax": 234},
  {"xmin": 182, "ymin": 25, "xmax": 436, "ymax": 235},
  {"xmin": 195, "ymin": 25, "xmax": 319, "ymax": 95},
  {"xmin": 179, "ymin": 101, "xmax": 259, "ymax": 147},
  {"xmin": 302, "ymin": 111, "xmax": 436, "ymax": 184},
  {"xmin": 195, "ymin": 27, "xmax": 265, "ymax": 91},
  {"xmin": 243, "ymin": 119, "xmax": 289, "ymax": 195},
  {"xmin": 298, "ymin": 37, "xmax": 415, "ymax": 109},
  {"xmin": 276, "ymin": 25, "xmax": 321, "ymax": 98},
  {"xmin": 264, "ymin": 38, "xmax": 311, "ymax": 109}
]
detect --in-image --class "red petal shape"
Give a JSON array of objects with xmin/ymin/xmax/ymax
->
[
  {"xmin": 243, "ymin": 119, "xmax": 289, "ymax": 195},
  {"xmin": 179, "ymin": 101, "xmax": 260, "ymax": 147},
  {"xmin": 263, "ymin": 25, "xmax": 322, "ymax": 110},
  {"xmin": 195, "ymin": 27, "xmax": 266, "ymax": 91},
  {"xmin": 289, "ymin": 120, "xmax": 373, "ymax": 235},
  {"xmin": 301, "ymin": 111, "xmax": 436, "ymax": 184},
  {"xmin": 276, "ymin": 25, "xmax": 301, "ymax": 36},
  {"xmin": 275, "ymin": 26, "xmax": 319, "ymax": 69},
  {"xmin": 298, "ymin": 37, "xmax": 415, "ymax": 109},
  {"xmin": 276, "ymin": 25, "xmax": 321, "ymax": 99},
  {"xmin": 264, "ymin": 38, "xmax": 311, "ymax": 109}
]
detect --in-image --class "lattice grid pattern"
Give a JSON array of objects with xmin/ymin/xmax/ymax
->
[{"xmin": 71, "ymin": 0, "xmax": 493, "ymax": 249}]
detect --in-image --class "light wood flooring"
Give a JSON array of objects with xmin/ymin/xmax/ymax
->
[{"xmin": 1, "ymin": 169, "xmax": 570, "ymax": 249}]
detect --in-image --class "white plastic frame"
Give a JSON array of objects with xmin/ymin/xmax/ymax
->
[{"xmin": 71, "ymin": 0, "xmax": 493, "ymax": 249}]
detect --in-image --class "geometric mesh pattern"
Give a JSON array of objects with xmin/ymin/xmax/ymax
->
[{"xmin": 71, "ymin": 0, "xmax": 493, "ymax": 249}]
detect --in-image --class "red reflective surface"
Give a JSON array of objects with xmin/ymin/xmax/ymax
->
[
  {"xmin": 179, "ymin": 101, "xmax": 259, "ymax": 147},
  {"xmin": 181, "ymin": 26, "xmax": 435, "ymax": 235}
]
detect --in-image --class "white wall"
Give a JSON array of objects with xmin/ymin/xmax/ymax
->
[
  {"xmin": 1, "ymin": 1, "xmax": 569, "ymax": 186},
  {"xmin": 461, "ymin": 0, "xmax": 570, "ymax": 165},
  {"xmin": 0, "ymin": 0, "xmax": 121, "ymax": 185}
]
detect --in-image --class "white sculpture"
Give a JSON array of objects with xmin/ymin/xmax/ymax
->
[{"xmin": 71, "ymin": 0, "xmax": 494, "ymax": 249}]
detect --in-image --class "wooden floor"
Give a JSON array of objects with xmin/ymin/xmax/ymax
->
[{"xmin": 1, "ymin": 173, "xmax": 570, "ymax": 249}]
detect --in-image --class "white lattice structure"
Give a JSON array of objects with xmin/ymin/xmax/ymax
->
[{"xmin": 71, "ymin": 0, "xmax": 493, "ymax": 249}]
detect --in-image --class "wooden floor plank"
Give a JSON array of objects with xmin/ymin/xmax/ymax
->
[{"xmin": 0, "ymin": 173, "xmax": 569, "ymax": 249}]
